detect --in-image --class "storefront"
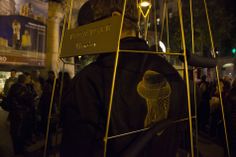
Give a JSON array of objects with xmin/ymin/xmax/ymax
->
[{"xmin": 0, "ymin": 0, "xmax": 48, "ymax": 93}]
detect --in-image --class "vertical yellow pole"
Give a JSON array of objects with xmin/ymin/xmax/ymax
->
[
  {"xmin": 165, "ymin": 3, "xmax": 170, "ymax": 51},
  {"xmin": 137, "ymin": 0, "xmax": 142, "ymax": 38},
  {"xmin": 189, "ymin": 0, "xmax": 199, "ymax": 156},
  {"xmin": 67, "ymin": 0, "xmax": 74, "ymax": 30},
  {"xmin": 103, "ymin": 0, "xmax": 127, "ymax": 157},
  {"xmin": 160, "ymin": 1, "xmax": 166, "ymax": 41},
  {"xmin": 177, "ymin": 0, "xmax": 195, "ymax": 156},
  {"xmin": 203, "ymin": 0, "xmax": 231, "ymax": 156},
  {"xmin": 144, "ymin": 15, "xmax": 150, "ymax": 40},
  {"xmin": 152, "ymin": 0, "xmax": 159, "ymax": 52},
  {"xmin": 43, "ymin": 72, "xmax": 58, "ymax": 157},
  {"xmin": 43, "ymin": 0, "xmax": 73, "ymax": 156}
]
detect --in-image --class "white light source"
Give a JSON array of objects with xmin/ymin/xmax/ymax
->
[
  {"xmin": 223, "ymin": 63, "xmax": 234, "ymax": 68},
  {"xmin": 156, "ymin": 18, "xmax": 160, "ymax": 25},
  {"xmin": 159, "ymin": 41, "xmax": 166, "ymax": 52},
  {"xmin": 140, "ymin": 1, "xmax": 151, "ymax": 7}
]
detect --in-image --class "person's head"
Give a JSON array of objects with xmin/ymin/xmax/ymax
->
[
  {"xmin": 24, "ymin": 30, "xmax": 29, "ymax": 35},
  {"xmin": 31, "ymin": 70, "xmax": 39, "ymax": 79},
  {"xmin": 10, "ymin": 69, "xmax": 16, "ymax": 78},
  {"xmin": 102, "ymin": 0, "xmax": 138, "ymax": 37},
  {"xmin": 77, "ymin": 1, "xmax": 95, "ymax": 26},
  {"xmin": 12, "ymin": 19, "xmax": 17, "ymax": 25},
  {"xmin": 223, "ymin": 79, "xmax": 231, "ymax": 93},
  {"xmin": 78, "ymin": 0, "xmax": 138, "ymax": 38},
  {"xmin": 223, "ymin": 75, "xmax": 232, "ymax": 84},
  {"xmin": 201, "ymin": 75, "xmax": 206, "ymax": 82},
  {"xmin": 64, "ymin": 72, "xmax": 71, "ymax": 80},
  {"xmin": 24, "ymin": 72, "xmax": 32, "ymax": 84},
  {"xmin": 48, "ymin": 70, "xmax": 55, "ymax": 80},
  {"xmin": 18, "ymin": 74, "xmax": 27, "ymax": 84}
]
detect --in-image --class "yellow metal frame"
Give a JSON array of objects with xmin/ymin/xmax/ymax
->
[
  {"xmin": 103, "ymin": 0, "xmax": 127, "ymax": 156},
  {"xmin": 138, "ymin": 0, "xmax": 152, "ymax": 18},
  {"xmin": 152, "ymin": 0, "xmax": 159, "ymax": 52},
  {"xmin": 189, "ymin": 0, "xmax": 199, "ymax": 156},
  {"xmin": 160, "ymin": 1, "xmax": 166, "ymax": 41},
  {"xmin": 138, "ymin": 0, "xmax": 152, "ymax": 40},
  {"xmin": 43, "ymin": 0, "xmax": 231, "ymax": 157},
  {"xmin": 165, "ymin": 2, "xmax": 170, "ymax": 51},
  {"xmin": 203, "ymin": 0, "xmax": 231, "ymax": 156},
  {"xmin": 177, "ymin": 0, "xmax": 195, "ymax": 156}
]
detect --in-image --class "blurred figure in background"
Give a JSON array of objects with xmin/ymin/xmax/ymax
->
[
  {"xmin": 24, "ymin": 72, "xmax": 38, "ymax": 145},
  {"xmin": 31, "ymin": 70, "xmax": 45, "ymax": 89},
  {"xmin": 31, "ymin": 70, "xmax": 44, "ymax": 137},
  {"xmin": 226, "ymin": 78, "xmax": 236, "ymax": 156},
  {"xmin": 2, "ymin": 69, "xmax": 18, "ymax": 119},
  {"xmin": 38, "ymin": 70, "xmax": 57, "ymax": 153},
  {"xmin": 39, "ymin": 70, "xmax": 56, "ymax": 134},
  {"xmin": 7, "ymin": 74, "xmax": 35, "ymax": 156},
  {"xmin": 198, "ymin": 75, "xmax": 211, "ymax": 132},
  {"xmin": 3, "ymin": 69, "xmax": 17, "ymax": 97},
  {"xmin": 56, "ymin": 71, "xmax": 71, "ymax": 127}
]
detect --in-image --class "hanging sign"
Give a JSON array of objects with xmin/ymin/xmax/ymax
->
[{"xmin": 60, "ymin": 16, "xmax": 122, "ymax": 58}]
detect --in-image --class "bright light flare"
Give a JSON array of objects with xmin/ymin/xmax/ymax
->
[
  {"xmin": 223, "ymin": 63, "xmax": 234, "ymax": 68},
  {"xmin": 140, "ymin": 1, "xmax": 151, "ymax": 7},
  {"xmin": 159, "ymin": 41, "xmax": 166, "ymax": 53}
]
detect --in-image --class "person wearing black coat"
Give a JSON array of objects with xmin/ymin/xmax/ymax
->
[
  {"xmin": 61, "ymin": 1, "xmax": 187, "ymax": 157},
  {"xmin": 226, "ymin": 79, "xmax": 236, "ymax": 156},
  {"xmin": 7, "ymin": 74, "xmax": 35, "ymax": 156},
  {"xmin": 39, "ymin": 70, "xmax": 56, "ymax": 134}
]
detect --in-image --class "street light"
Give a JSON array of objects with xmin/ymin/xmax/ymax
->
[
  {"xmin": 140, "ymin": 1, "xmax": 151, "ymax": 7},
  {"xmin": 138, "ymin": 1, "xmax": 152, "ymax": 18}
]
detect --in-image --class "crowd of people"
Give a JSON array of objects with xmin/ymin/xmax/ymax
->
[
  {"xmin": 1, "ymin": 68, "xmax": 236, "ymax": 157},
  {"xmin": 1, "ymin": 69, "xmax": 71, "ymax": 157},
  {"xmin": 197, "ymin": 75, "xmax": 236, "ymax": 156}
]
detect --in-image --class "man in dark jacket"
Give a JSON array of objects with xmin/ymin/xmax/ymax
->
[
  {"xmin": 3, "ymin": 69, "xmax": 17, "ymax": 97},
  {"xmin": 7, "ymin": 74, "xmax": 34, "ymax": 156},
  {"xmin": 39, "ymin": 70, "xmax": 56, "ymax": 134},
  {"xmin": 61, "ymin": 1, "xmax": 187, "ymax": 157},
  {"xmin": 226, "ymin": 79, "xmax": 236, "ymax": 156}
]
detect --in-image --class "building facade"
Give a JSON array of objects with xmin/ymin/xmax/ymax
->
[{"xmin": 0, "ymin": 0, "xmax": 16, "ymax": 15}]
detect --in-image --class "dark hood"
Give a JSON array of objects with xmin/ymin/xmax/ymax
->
[{"xmin": 96, "ymin": 37, "xmax": 149, "ymax": 71}]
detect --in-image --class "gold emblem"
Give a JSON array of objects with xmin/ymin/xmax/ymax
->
[{"xmin": 137, "ymin": 70, "xmax": 171, "ymax": 127}]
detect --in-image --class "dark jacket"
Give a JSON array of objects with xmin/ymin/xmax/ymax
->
[
  {"xmin": 7, "ymin": 82, "xmax": 34, "ymax": 136},
  {"xmin": 39, "ymin": 79, "xmax": 56, "ymax": 117},
  {"xmin": 61, "ymin": 37, "xmax": 187, "ymax": 157},
  {"xmin": 226, "ymin": 87, "xmax": 236, "ymax": 155}
]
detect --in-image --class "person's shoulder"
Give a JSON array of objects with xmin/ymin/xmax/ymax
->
[
  {"xmin": 9, "ymin": 82, "xmax": 20, "ymax": 91},
  {"xmin": 78, "ymin": 61, "xmax": 101, "ymax": 75},
  {"xmin": 71, "ymin": 62, "xmax": 103, "ymax": 85},
  {"xmin": 8, "ymin": 77, "xmax": 17, "ymax": 81},
  {"xmin": 229, "ymin": 87, "xmax": 236, "ymax": 95},
  {"xmin": 5, "ymin": 78, "xmax": 10, "ymax": 82}
]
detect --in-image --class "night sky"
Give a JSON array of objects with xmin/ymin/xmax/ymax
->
[{"xmin": 225, "ymin": 0, "xmax": 236, "ymax": 15}]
